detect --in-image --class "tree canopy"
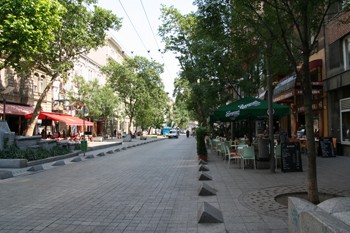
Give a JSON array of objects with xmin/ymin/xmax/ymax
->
[
  {"xmin": 103, "ymin": 56, "xmax": 168, "ymax": 133},
  {"xmin": 159, "ymin": 0, "xmax": 347, "ymax": 203},
  {"xmin": 67, "ymin": 76, "xmax": 120, "ymax": 136},
  {"xmin": 22, "ymin": 0, "xmax": 122, "ymax": 135},
  {"xmin": 0, "ymin": 0, "xmax": 65, "ymax": 72}
]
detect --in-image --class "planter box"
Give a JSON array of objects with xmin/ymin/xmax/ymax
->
[
  {"xmin": 37, "ymin": 139, "xmax": 57, "ymax": 150},
  {"xmin": 15, "ymin": 135, "xmax": 42, "ymax": 149},
  {"xmin": 0, "ymin": 159, "xmax": 28, "ymax": 168}
]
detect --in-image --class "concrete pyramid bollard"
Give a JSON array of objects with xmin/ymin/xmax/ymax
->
[
  {"xmin": 106, "ymin": 150, "xmax": 114, "ymax": 154},
  {"xmin": 52, "ymin": 161, "xmax": 65, "ymax": 166},
  {"xmin": 85, "ymin": 154, "xmax": 94, "ymax": 159},
  {"xmin": 199, "ymin": 165, "xmax": 210, "ymax": 171},
  {"xmin": 199, "ymin": 159, "xmax": 208, "ymax": 165},
  {"xmin": 198, "ymin": 172, "xmax": 212, "ymax": 181},
  {"xmin": 0, "ymin": 170, "xmax": 13, "ymax": 179},
  {"xmin": 198, "ymin": 202, "xmax": 224, "ymax": 223},
  {"xmin": 97, "ymin": 152, "xmax": 106, "ymax": 156},
  {"xmin": 27, "ymin": 165, "xmax": 44, "ymax": 172},
  {"xmin": 198, "ymin": 183, "xmax": 217, "ymax": 196},
  {"xmin": 71, "ymin": 157, "xmax": 82, "ymax": 162}
]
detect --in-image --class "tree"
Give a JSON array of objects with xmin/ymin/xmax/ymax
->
[
  {"xmin": 67, "ymin": 76, "xmax": 120, "ymax": 136},
  {"xmin": 103, "ymin": 56, "xmax": 167, "ymax": 134},
  {"xmin": 233, "ymin": 0, "xmax": 346, "ymax": 203},
  {"xmin": 0, "ymin": 0, "xmax": 65, "ymax": 72},
  {"xmin": 23, "ymin": 0, "xmax": 121, "ymax": 136},
  {"xmin": 173, "ymin": 78, "xmax": 191, "ymax": 130},
  {"xmin": 159, "ymin": 3, "xmax": 263, "ymax": 126},
  {"xmin": 159, "ymin": 6, "xmax": 224, "ymax": 125}
]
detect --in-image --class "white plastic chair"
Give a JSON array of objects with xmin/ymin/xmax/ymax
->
[{"xmin": 227, "ymin": 145, "xmax": 241, "ymax": 168}]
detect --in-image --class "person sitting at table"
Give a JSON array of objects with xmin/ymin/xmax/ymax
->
[{"xmin": 47, "ymin": 132, "xmax": 52, "ymax": 138}]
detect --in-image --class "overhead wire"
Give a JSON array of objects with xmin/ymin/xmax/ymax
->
[
  {"xmin": 92, "ymin": 0, "xmax": 177, "ymax": 93},
  {"xmin": 118, "ymin": 0, "xmax": 151, "ymax": 58},
  {"xmin": 139, "ymin": 0, "xmax": 175, "ymax": 89}
]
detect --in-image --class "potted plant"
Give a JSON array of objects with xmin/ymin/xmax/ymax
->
[{"xmin": 196, "ymin": 127, "xmax": 208, "ymax": 161}]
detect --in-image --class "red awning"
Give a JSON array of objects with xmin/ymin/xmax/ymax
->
[
  {"xmin": 25, "ymin": 112, "xmax": 94, "ymax": 126},
  {"xmin": 0, "ymin": 103, "xmax": 34, "ymax": 116}
]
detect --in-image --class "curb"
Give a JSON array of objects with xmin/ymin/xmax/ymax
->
[{"xmin": 0, "ymin": 138, "xmax": 165, "ymax": 180}]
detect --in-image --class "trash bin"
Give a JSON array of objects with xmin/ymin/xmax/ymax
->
[
  {"xmin": 80, "ymin": 140, "xmax": 88, "ymax": 151},
  {"xmin": 336, "ymin": 142, "xmax": 343, "ymax": 156},
  {"xmin": 257, "ymin": 138, "xmax": 270, "ymax": 161}
]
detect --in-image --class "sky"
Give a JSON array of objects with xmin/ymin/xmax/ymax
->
[{"xmin": 97, "ymin": 0, "xmax": 197, "ymax": 96}]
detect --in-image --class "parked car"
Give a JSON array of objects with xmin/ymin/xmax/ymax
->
[{"xmin": 168, "ymin": 129, "xmax": 179, "ymax": 138}]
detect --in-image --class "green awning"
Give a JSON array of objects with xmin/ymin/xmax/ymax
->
[
  {"xmin": 210, "ymin": 97, "xmax": 289, "ymax": 123},
  {"xmin": 238, "ymin": 99, "xmax": 289, "ymax": 120}
]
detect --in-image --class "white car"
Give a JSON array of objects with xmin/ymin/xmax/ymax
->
[{"xmin": 168, "ymin": 129, "xmax": 178, "ymax": 138}]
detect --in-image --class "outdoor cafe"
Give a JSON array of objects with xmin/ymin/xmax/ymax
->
[
  {"xmin": 25, "ymin": 111, "xmax": 94, "ymax": 141},
  {"xmin": 208, "ymin": 96, "xmax": 291, "ymax": 170}
]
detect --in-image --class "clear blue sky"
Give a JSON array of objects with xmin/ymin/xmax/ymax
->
[{"xmin": 97, "ymin": 0, "xmax": 197, "ymax": 96}]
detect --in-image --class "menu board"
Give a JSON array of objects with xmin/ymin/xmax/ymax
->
[
  {"xmin": 318, "ymin": 137, "xmax": 335, "ymax": 157},
  {"xmin": 281, "ymin": 142, "xmax": 303, "ymax": 172}
]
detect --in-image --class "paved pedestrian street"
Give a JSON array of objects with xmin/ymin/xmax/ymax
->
[{"xmin": 0, "ymin": 136, "xmax": 350, "ymax": 233}]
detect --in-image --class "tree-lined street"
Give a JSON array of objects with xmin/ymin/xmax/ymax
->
[{"xmin": 1, "ymin": 137, "xmax": 350, "ymax": 232}]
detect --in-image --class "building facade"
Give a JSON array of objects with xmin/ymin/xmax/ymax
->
[
  {"xmin": 63, "ymin": 34, "xmax": 130, "ymax": 136},
  {"xmin": 324, "ymin": 5, "xmax": 350, "ymax": 154},
  {"xmin": 0, "ymin": 67, "xmax": 53, "ymax": 135}
]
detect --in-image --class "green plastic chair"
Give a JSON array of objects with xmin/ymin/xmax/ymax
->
[{"xmin": 241, "ymin": 146, "xmax": 256, "ymax": 170}]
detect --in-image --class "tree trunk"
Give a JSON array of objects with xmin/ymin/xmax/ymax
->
[
  {"xmin": 128, "ymin": 116, "xmax": 133, "ymax": 134},
  {"xmin": 302, "ymin": 53, "xmax": 319, "ymax": 204},
  {"xmin": 24, "ymin": 78, "xmax": 56, "ymax": 136}
]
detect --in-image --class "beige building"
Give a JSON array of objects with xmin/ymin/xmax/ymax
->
[
  {"xmin": 62, "ymin": 34, "xmax": 130, "ymax": 136},
  {"xmin": 0, "ymin": 34, "xmax": 129, "ymax": 136}
]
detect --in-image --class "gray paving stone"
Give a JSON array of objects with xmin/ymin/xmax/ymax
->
[{"xmin": 0, "ymin": 137, "xmax": 349, "ymax": 233}]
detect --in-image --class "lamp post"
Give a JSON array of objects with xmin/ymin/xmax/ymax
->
[{"xmin": 80, "ymin": 104, "xmax": 88, "ymax": 156}]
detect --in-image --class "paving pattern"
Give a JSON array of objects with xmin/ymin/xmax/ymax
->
[
  {"xmin": 240, "ymin": 185, "xmax": 350, "ymax": 218},
  {"xmin": 1, "ymin": 137, "xmax": 350, "ymax": 233}
]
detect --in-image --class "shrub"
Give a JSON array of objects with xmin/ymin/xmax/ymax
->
[
  {"xmin": 196, "ymin": 127, "xmax": 208, "ymax": 156},
  {"xmin": 0, "ymin": 145, "xmax": 71, "ymax": 161}
]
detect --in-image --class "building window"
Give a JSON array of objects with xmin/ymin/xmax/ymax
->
[
  {"xmin": 329, "ymin": 40, "xmax": 342, "ymax": 70},
  {"xmin": 39, "ymin": 79, "xmax": 44, "ymax": 93},
  {"xmin": 343, "ymin": 37, "xmax": 350, "ymax": 71},
  {"xmin": 340, "ymin": 97, "xmax": 350, "ymax": 144}
]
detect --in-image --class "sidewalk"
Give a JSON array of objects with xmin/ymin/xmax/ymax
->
[
  {"xmin": 0, "ymin": 136, "xmax": 165, "ymax": 179},
  {"xmin": 0, "ymin": 137, "xmax": 349, "ymax": 232},
  {"xmin": 202, "ymin": 147, "xmax": 350, "ymax": 232}
]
